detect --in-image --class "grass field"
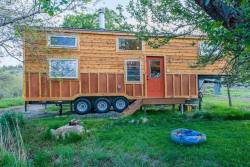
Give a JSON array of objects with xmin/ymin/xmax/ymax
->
[
  {"xmin": 0, "ymin": 97, "xmax": 24, "ymax": 108},
  {"xmin": 16, "ymin": 94, "xmax": 250, "ymax": 167},
  {"xmin": 1, "ymin": 86, "xmax": 250, "ymax": 166}
]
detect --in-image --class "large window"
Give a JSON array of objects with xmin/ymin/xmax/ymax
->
[
  {"xmin": 125, "ymin": 60, "xmax": 141, "ymax": 83},
  {"xmin": 49, "ymin": 59, "xmax": 78, "ymax": 79},
  {"xmin": 48, "ymin": 34, "xmax": 77, "ymax": 48},
  {"xmin": 118, "ymin": 38, "xmax": 142, "ymax": 51}
]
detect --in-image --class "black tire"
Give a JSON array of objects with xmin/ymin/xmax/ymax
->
[
  {"xmin": 112, "ymin": 97, "xmax": 129, "ymax": 113},
  {"xmin": 74, "ymin": 98, "xmax": 91, "ymax": 115},
  {"xmin": 94, "ymin": 98, "xmax": 111, "ymax": 113}
]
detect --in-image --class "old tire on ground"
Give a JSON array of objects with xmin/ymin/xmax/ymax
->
[
  {"xmin": 94, "ymin": 98, "xmax": 111, "ymax": 113},
  {"xmin": 113, "ymin": 97, "xmax": 129, "ymax": 113},
  {"xmin": 74, "ymin": 98, "xmax": 91, "ymax": 115}
]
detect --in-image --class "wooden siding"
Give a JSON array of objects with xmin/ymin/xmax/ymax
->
[
  {"xmin": 24, "ymin": 31, "xmax": 224, "ymax": 74},
  {"xmin": 24, "ymin": 72, "xmax": 197, "ymax": 101},
  {"xmin": 23, "ymin": 30, "xmax": 218, "ymax": 101}
]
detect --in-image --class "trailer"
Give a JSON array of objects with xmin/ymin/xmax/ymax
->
[{"xmin": 23, "ymin": 26, "xmax": 224, "ymax": 115}]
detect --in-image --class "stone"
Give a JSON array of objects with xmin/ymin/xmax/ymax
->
[
  {"xmin": 141, "ymin": 117, "xmax": 149, "ymax": 124},
  {"xmin": 128, "ymin": 119, "xmax": 136, "ymax": 124},
  {"xmin": 50, "ymin": 124, "xmax": 84, "ymax": 140}
]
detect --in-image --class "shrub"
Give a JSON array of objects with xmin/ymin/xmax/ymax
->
[
  {"xmin": 33, "ymin": 150, "xmax": 51, "ymax": 167},
  {"xmin": 0, "ymin": 97, "xmax": 24, "ymax": 108},
  {"xmin": 0, "ymin": 113, "xmax": 27, "ymax": 167},
  {"xmin": 64, "ymin": 132, "xmax": 82, "ymax": 143},
  {"xmin": 191, "ymin": 111, "xmax": 214, "ymax": 120},
  {"xmin": 0, "ymin": 111, "xmax": 25, "ymax": 129},
  {"xmin": 0, "ymin": 149, "xmax": 27, "ymax": 167},
  {"xmin": 190, "ymin": 107, "xmax": 250, "ymax": 121}
]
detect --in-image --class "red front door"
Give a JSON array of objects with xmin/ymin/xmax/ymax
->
[{"xmin": 146, "ymin": 57, "xmax": 165, "ymax": 97}]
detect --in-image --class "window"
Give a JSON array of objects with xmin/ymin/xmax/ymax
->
[
  {"xmin": 125, "ymin": 60, "xmax": 141, "ymax": 83},
  {"xmin": 48, "ymin": 35, "xmax": 77, "ymax": 48},
  {"xmin": 199, "ymin": 41, "xmax": 220, "ymax": 56},
  {"xmin": 118, "ymin": 38, "xmax": 142, "ymax": 51},
  {"xmin": 49, "ymin": 59, "xmax": 78, "ymax": 79},
  {"xmin": 150, "ymin": 60, "xmax": 161, "ymax": 78}
]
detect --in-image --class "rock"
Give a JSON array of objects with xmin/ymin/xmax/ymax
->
[
  {"xmin": 141, "ymin": 117, "xmax": 148, "ymax": 124},
  {"xmin": 50, "ymin": 124, "xmax": 84, "ymax": 140},
  {"xmin": 128, "ymin": 117, "xmax": 149, "ymax": 125},
  {"xmin": 128, "ymin": 119, "xmax": 136, "ymax": 124}
]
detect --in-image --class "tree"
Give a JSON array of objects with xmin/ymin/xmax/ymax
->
[
  {"xmin": 0, "ymin": 0, "xmax": 90, "ymax": 62},
  {"xmin": 127, "ymin": 0, "xmax": 250, "ymax": 84},
  {"xmin": 63, "ymin": 7, "xmax": 132, "ymax": 31}
]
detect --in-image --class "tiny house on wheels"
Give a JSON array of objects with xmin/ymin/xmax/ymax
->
[{"xmin": 23, "ymin": 13, "xmax": 223, "ymax": 115}]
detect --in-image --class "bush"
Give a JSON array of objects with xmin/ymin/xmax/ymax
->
[
  {"xmin": 0, "ymin": 111, "xmax": 25, "ymax": 129},
  {"xmin": 0, "ymin": 97, "xmax": 24, "ymax": 108},
  {"xmin": 190, "ymin": 107, "xmax": 250, "ymax": 121},
  {"xmin": 0, "ymin": 149, "xmax": 27, "ymax": 167},
  {"xmin": 0, "ymin": 113, "xmax": 27, "ymax": 167},
  {"xmin": 64, "ymin": 132, "xmax": 82, "ymax": 143}
]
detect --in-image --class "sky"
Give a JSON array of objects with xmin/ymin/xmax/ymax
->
[{"xmin": 0, "ymin": 0, "xmax": 130, "ymax": 67}]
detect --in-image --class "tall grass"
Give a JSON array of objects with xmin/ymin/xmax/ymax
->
[{"xmin": 0, "ymin": 112, "xmax": 27, "ymax": 166}]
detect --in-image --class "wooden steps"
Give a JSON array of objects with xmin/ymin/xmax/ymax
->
[
  {"xmin": 121, "ymin": 99, "xmax": 143, "ymax": 116},
  {"xmin": 121, "ymin": 98, "xmax": 188, "ymax": 117}
]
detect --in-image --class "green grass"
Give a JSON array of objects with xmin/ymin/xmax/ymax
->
[
  {"xmin": 0, "ymin": 149, "xmax": 26, "ymax": 167},
  {"xmin": 221, "ymin": 86, "xmax": 250, "ymax": 98},
  {"xmin": 0, "ymin": 87, "xmax": 249, "ymax": 166},
  {"xmin": 19, "ymin": 97, "xmax": 250, "ymax": 167},
  {"xmin": 204, "ymin": 84, "xmax": 250, "ymax": 98},
  {"xmin": 0, "ymin": 97, "xmax": 24, "ymax": 108}
]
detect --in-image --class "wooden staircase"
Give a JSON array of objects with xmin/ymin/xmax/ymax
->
[
  {"xmin": 121, "ymin": 99, "xmax": 143, "ymax": 116},
  {"xmin": 121, "ymin": 98, "xmax": 187, "ymax": 117}
]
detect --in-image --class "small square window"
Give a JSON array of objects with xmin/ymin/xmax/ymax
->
[
  {"xmin": 118, "ymin": 38, "xmax": 142, "ymax": 51},
  {"xmin": 48, "ymin": 35, "xmax": 77, "ymax": 48},
  {"xmin": 49, "ymin": 59, "xmax": 78, "ymax": 79},
  {"xmin": 125, "ymin": 60, "xmax": 141, "ymax": 83}
]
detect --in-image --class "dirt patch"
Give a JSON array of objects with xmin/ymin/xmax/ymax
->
[
  {"xmin": 0, "ymin": 105, "xmax": 57, "ymax": 119},
  {"xmin": 0, "ymin": 105, "xmax": 121, "ymax": 119}
]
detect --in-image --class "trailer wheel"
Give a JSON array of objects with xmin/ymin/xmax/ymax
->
[
  {"xmin": 94, "ymin": 98, "xmax": 111, "ymax": 113},
  {"xmin": 74, "ymin": 98, "xmax": 91, "ymax": 115},
  {"xmin": 113, "ymin": 97, "xmax": 129, "ymax": 113}
]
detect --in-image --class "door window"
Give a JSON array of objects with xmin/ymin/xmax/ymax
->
[{"xmin": 150, "ymin": 60, "xmax": 160, "ymax": 78}]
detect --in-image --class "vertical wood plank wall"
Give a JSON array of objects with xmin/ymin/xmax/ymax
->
[{"xmin": 24, "ymin": 72, "xmax": 197, "ymax": 101}]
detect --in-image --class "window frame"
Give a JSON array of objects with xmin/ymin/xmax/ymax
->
[
  {"xmin": 48, "ymin": 58, "xmax": 79, "ymax": 79},
  {"xmin": 116, "ymin": 37, "xmax": 144, "ymax": 52},
  {"xmin": 48, "ymin": 34, "xmax": 78, "ymax": 48},
  {"xmin": 124, "ymin": 59, "xmax": 142, "ymax": 84}
]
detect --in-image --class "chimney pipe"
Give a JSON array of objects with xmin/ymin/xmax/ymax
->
[{"xmin": 98, "ymin": 8, "xmax": 105, "ymax": 29}]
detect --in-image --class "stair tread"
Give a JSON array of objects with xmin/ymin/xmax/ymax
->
[{"xmin": 122, "ymin": 100, "xmax": 143, "ymax": 116}]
